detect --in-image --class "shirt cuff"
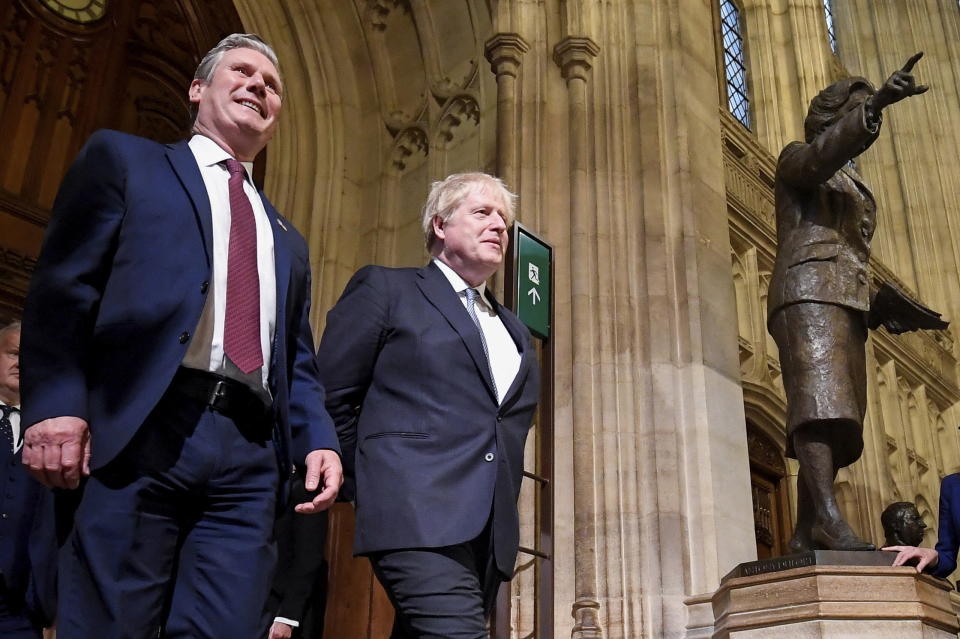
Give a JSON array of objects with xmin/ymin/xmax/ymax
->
[{"xmin": 274, "ymin": 617, "xmax": 300, "ymax": 628}]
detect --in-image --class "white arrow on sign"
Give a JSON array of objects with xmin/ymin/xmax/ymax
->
[{"xmin": 527, "ymin": 288, "xmax": 541, "ymax": 305}]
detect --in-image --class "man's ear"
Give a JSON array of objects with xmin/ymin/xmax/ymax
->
[
  {"xmin": 188, "ymin": 79, "xmax": 204, "ymax": 105},
  {"xmin": 432, "ymin": 215, "xmax": 445, "ymax": 241}
]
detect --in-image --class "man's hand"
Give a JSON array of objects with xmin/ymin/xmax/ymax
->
[
  {"xmin": 294, "ymin": 449, "xmax": 342, "ymax": 514},
  {"xmin": 22, "ymin": 416, "xmax": 90, "ymax": 489},
  {"xmin": 872, "ymin": 52, "xmax": 929, "ymax": 111},
  {"xmin": 882, "ymin": 545, "xmax": 939, "ymax": 573},
  {"xmin": 268, "ymin": 621, "xmax": 294, "ymax": 639}
]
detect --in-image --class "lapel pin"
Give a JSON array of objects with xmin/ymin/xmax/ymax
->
[{"xmin": 276, "ymin": 218, "xmax": 288, "ymax": 231}]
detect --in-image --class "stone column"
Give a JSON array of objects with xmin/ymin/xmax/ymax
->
[
  {"xmin": 484, "ymin": 33, "xmax": 529, "ymax": 188},
  {"xmin": 553, "ymin": 34, "xmax": 604, "ymax": 639}
]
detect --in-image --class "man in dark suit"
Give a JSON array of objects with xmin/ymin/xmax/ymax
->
[
  {"xmin": 265, "ymin": 471, "xmax": 329, "ymax": 639},
  {"xmin": 317, "ymin": 172, "xmax": 540, "ymax": 638},
  {"xmin": 0, "ymin": 321, "xmax": 56, "ymax": 639},
  {"xmin": 886, "ymin": 473, "xmax": 960, "ymax": 578},
  {"xmin": 19, "ymin": 34, "xmax": 341, "ymax": 638}
]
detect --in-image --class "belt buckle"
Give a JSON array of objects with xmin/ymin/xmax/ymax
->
[{"xmin": 209, "ymin": 378, "xmax": 227, "ymax": 409}]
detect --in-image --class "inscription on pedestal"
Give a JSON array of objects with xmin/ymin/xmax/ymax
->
[{"xmin": 723, "ymin": 549, "xmax": 897, "ymax": 581}]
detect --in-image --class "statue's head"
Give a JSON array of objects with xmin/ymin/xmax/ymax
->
[
  {"xmin": 881, "ymin": 501, "xmax": 927, "ymax": 546},
  {"xmin": 803, "ymin": 76, "xmax": 876, "ymax": 144}
]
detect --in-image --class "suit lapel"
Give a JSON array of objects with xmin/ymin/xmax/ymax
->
[
  {"xmin": 416, "ymin": 262, "xmax": 498, "ymax": 401},
  {"xmin": 263, "ymin": 194, "xmax": 291, "ymax": 383},
  {"xmin": 840, "ymin": 165, "xmax": 875, "ymax": 206},
  {"xmin": 165, "ymin": 141, "xmax": 213, "ymax": 266}
]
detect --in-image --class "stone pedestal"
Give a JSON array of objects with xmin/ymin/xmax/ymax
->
[{"xmin": 712, "ymin": 561, "xmax": 959, "ymax": 638}]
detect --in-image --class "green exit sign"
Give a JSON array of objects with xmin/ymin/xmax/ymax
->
[{"xmin": 514, "ymin": 224, "xmax": 551, "ymax": 340}]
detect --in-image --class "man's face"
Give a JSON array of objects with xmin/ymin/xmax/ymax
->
[
  {"xmin": 433, "ymin": 186, "xmax": 509, "ymax": 284},
  {"xmin": 899, "ymin": 506, "xmax": 927, "ymax": 546},
  {"xmin": 189, "ymin": 47, "xmax": 283, "ymax": 160},
  {"xmin": 0, "ymin": 330, "xmax": 19, "ymax": 404}
]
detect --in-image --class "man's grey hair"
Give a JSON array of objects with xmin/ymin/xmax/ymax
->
[
  {"xmin": 190, "ymin": 33, "xmax": 282, "ymax": 120},
  {"xmin": 0, "ymin": 320, "xmax": 20, "ymax": 341},
  {"xmin": 421, "ymin": 172, "xmax": 517, "ymax": 253}
]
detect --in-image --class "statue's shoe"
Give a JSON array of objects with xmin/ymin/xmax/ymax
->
[
  {"xmin": 811, "ymin": 520, "xmax": 876, "ymax": 551},
  {"xmin": 788, "ymin": 531, "xmax": 814, "ymax": 553}
]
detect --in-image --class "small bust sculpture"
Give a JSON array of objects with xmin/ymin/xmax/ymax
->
[{"xmin": 881, "ymin": 501, "xmax": 927, "ymax": 547}]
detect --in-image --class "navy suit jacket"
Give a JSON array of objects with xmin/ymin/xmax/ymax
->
[
  {"xmin": 317, "ymin": 262, "xmax": 539, "ymax": 576},
  {"xmin": 0, "ymin": 442, "xmax": 56, "ymax": 628},
  {"xmin": 20, "ymin": 129, "xmax": 338, "ymax": 480},
  {"xmin": 933, "ymin": 473, "xmax": 960, "ymax": 578}
]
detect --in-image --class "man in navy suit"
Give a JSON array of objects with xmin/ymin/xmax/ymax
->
[
  {"xmin": 317, "ymin": 173, "xmax": 540, "ymax": 638},
  {"xmin": 0, "ymin": 322, "xmax": 56, "ymax": 639},
  {"xmin": 885, "ymin": 473, "xmax": 960, "ymax": 579},
  {"xmin": 19, "ymin": 34, "xmax": 341, "ymax": 638}
]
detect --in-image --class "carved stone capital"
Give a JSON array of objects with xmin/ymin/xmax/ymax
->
[
  {"xmin": 553, "ymin": 36, "xmax": 600, "ymax": 82},
  {"xmin": 484, "ymin": 33, "xmax": 529, "ymax": 79}
]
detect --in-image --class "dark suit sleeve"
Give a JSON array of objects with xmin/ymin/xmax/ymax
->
[
  {"xmin": 778, "ymin": 102, "xmax": 880, "ymax": 189},
  {"xmin": 315, "ymin": 266, "xmax": 391, "ymax": 493},
  {"xmin": 21, "ymin": 130, "xmax": 127, "ymax": 427},
  {"xmin": 270, "ymin": 477, "xmax": 328, "ymax": 625},
  {"xmin": 933, "ymin": 475, "xmax": 959, "ymax": 578},
  {"xmin": 26, "ymin": 486, "xmax": 57, "ymax": 627},
  {"xmin": 287, "ymin": 264, "xmax": 341, "ymax": 463}
]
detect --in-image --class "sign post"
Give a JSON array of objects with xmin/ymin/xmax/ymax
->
[{"xmin": 495, "ymin": 221, "xmax": 553, "ymax": 639}]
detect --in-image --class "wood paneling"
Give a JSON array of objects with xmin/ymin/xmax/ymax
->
[
  {"xmin": 0, "ymin": 0, "xmax": 244, "ymax": 323},
  {"xmin": 323, "ymin": 503, "xmax": 394, "ymax": 639}
]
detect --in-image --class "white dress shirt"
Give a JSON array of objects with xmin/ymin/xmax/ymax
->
[
  {"xmin": 182, "ymin": 135, "xmax": 277, "ymax": 393},
  {"xmin": 433, "ymin": 258, "xmax": 521, "ymax": 404}
]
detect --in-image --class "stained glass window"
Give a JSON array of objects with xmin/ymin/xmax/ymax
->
[
  {"xmin": 823, "ymin": 0, "xmax": 838, "ymax": 53},
  {"xmin": 720, "ymin": 0, "xmax": 751, "ymax": 129}
]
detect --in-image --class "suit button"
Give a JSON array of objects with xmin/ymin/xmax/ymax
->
[
  {"xmin": 496, "ymin": 416, "xmax": 502, "ymax": 423},
  {"xmin": 484, "ymin": 453, "xmax": 495, "ymax": 462},
  {"xmin": 200, "ymin": 281, "xmax": 209, "ymax": 294},
  {"xmin": 178, "ymin": 331, "xmax": 190, "ymax": 344}
]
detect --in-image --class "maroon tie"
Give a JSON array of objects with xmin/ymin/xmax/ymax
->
[{"xmin": 223, "ymin": 159, "xmax": 263, "ymax": 374}]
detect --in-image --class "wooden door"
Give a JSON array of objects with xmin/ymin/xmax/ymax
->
[{"xmin": 746, "ymin": 423, "xmax": 792, "ymax": 558}]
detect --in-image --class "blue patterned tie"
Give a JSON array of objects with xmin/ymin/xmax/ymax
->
[
  {"xmin": 0, "ymin": 404, "xmax": 16, "ymax": 453},
  {"xmin": 465, "ymin": 288, "xmax": 497, "ymax": 400}
]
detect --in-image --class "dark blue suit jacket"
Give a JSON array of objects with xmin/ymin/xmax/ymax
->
[
  {"xmin": 317, "ymin": 263, "xmax": 539, "ymax": 576},
  {"xmin": 933, "ymin": 473, "xmax": 960, "ymax": 578},
  {"xmin": 0, "ymin": 441, "xmax": 56, "ymax": 628},
  {"xmin": 20, "ymin": 129, "xmax": 338, "ymax": 479}
]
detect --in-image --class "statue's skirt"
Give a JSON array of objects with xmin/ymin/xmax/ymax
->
[{"xmin": 770, "ymin": 302, "xmax": 867, "ymax": 468}]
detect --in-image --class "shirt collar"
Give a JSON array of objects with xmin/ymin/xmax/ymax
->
[
  {"xmin": 0, "ymin": 399, "xmax": 19, "ymax": 410},
  {"xmin": 188, "ymin": 134, "xmax": 255, "ymax": 184},
  {"xmin": 432, "ymin": 258, "xmax": 489, "ymax": 308}
]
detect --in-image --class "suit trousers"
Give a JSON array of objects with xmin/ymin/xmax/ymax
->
[
  {"xmin": 0, "ymin": 593, "xmax": 41, "ymax": 639},
  {"xmin": 56, "ymin": 387, "xmax": 279, "ymax": 639},
  {"xmin": 369, "ymin": 519, "xmax": 501, "ymax": 639}
]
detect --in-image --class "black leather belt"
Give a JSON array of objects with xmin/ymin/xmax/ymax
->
[{"xmin": 169, "ymin": 367, "xmax": 271, "ymax": 424}]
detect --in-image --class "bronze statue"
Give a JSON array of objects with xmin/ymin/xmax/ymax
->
[
  {"xmin": 881, "ymin": 502, "xmax": 927, "ymax": 547},
  {"xmin": 768, "ymin": 53, "xmax": 946, "ymax": 552}
]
